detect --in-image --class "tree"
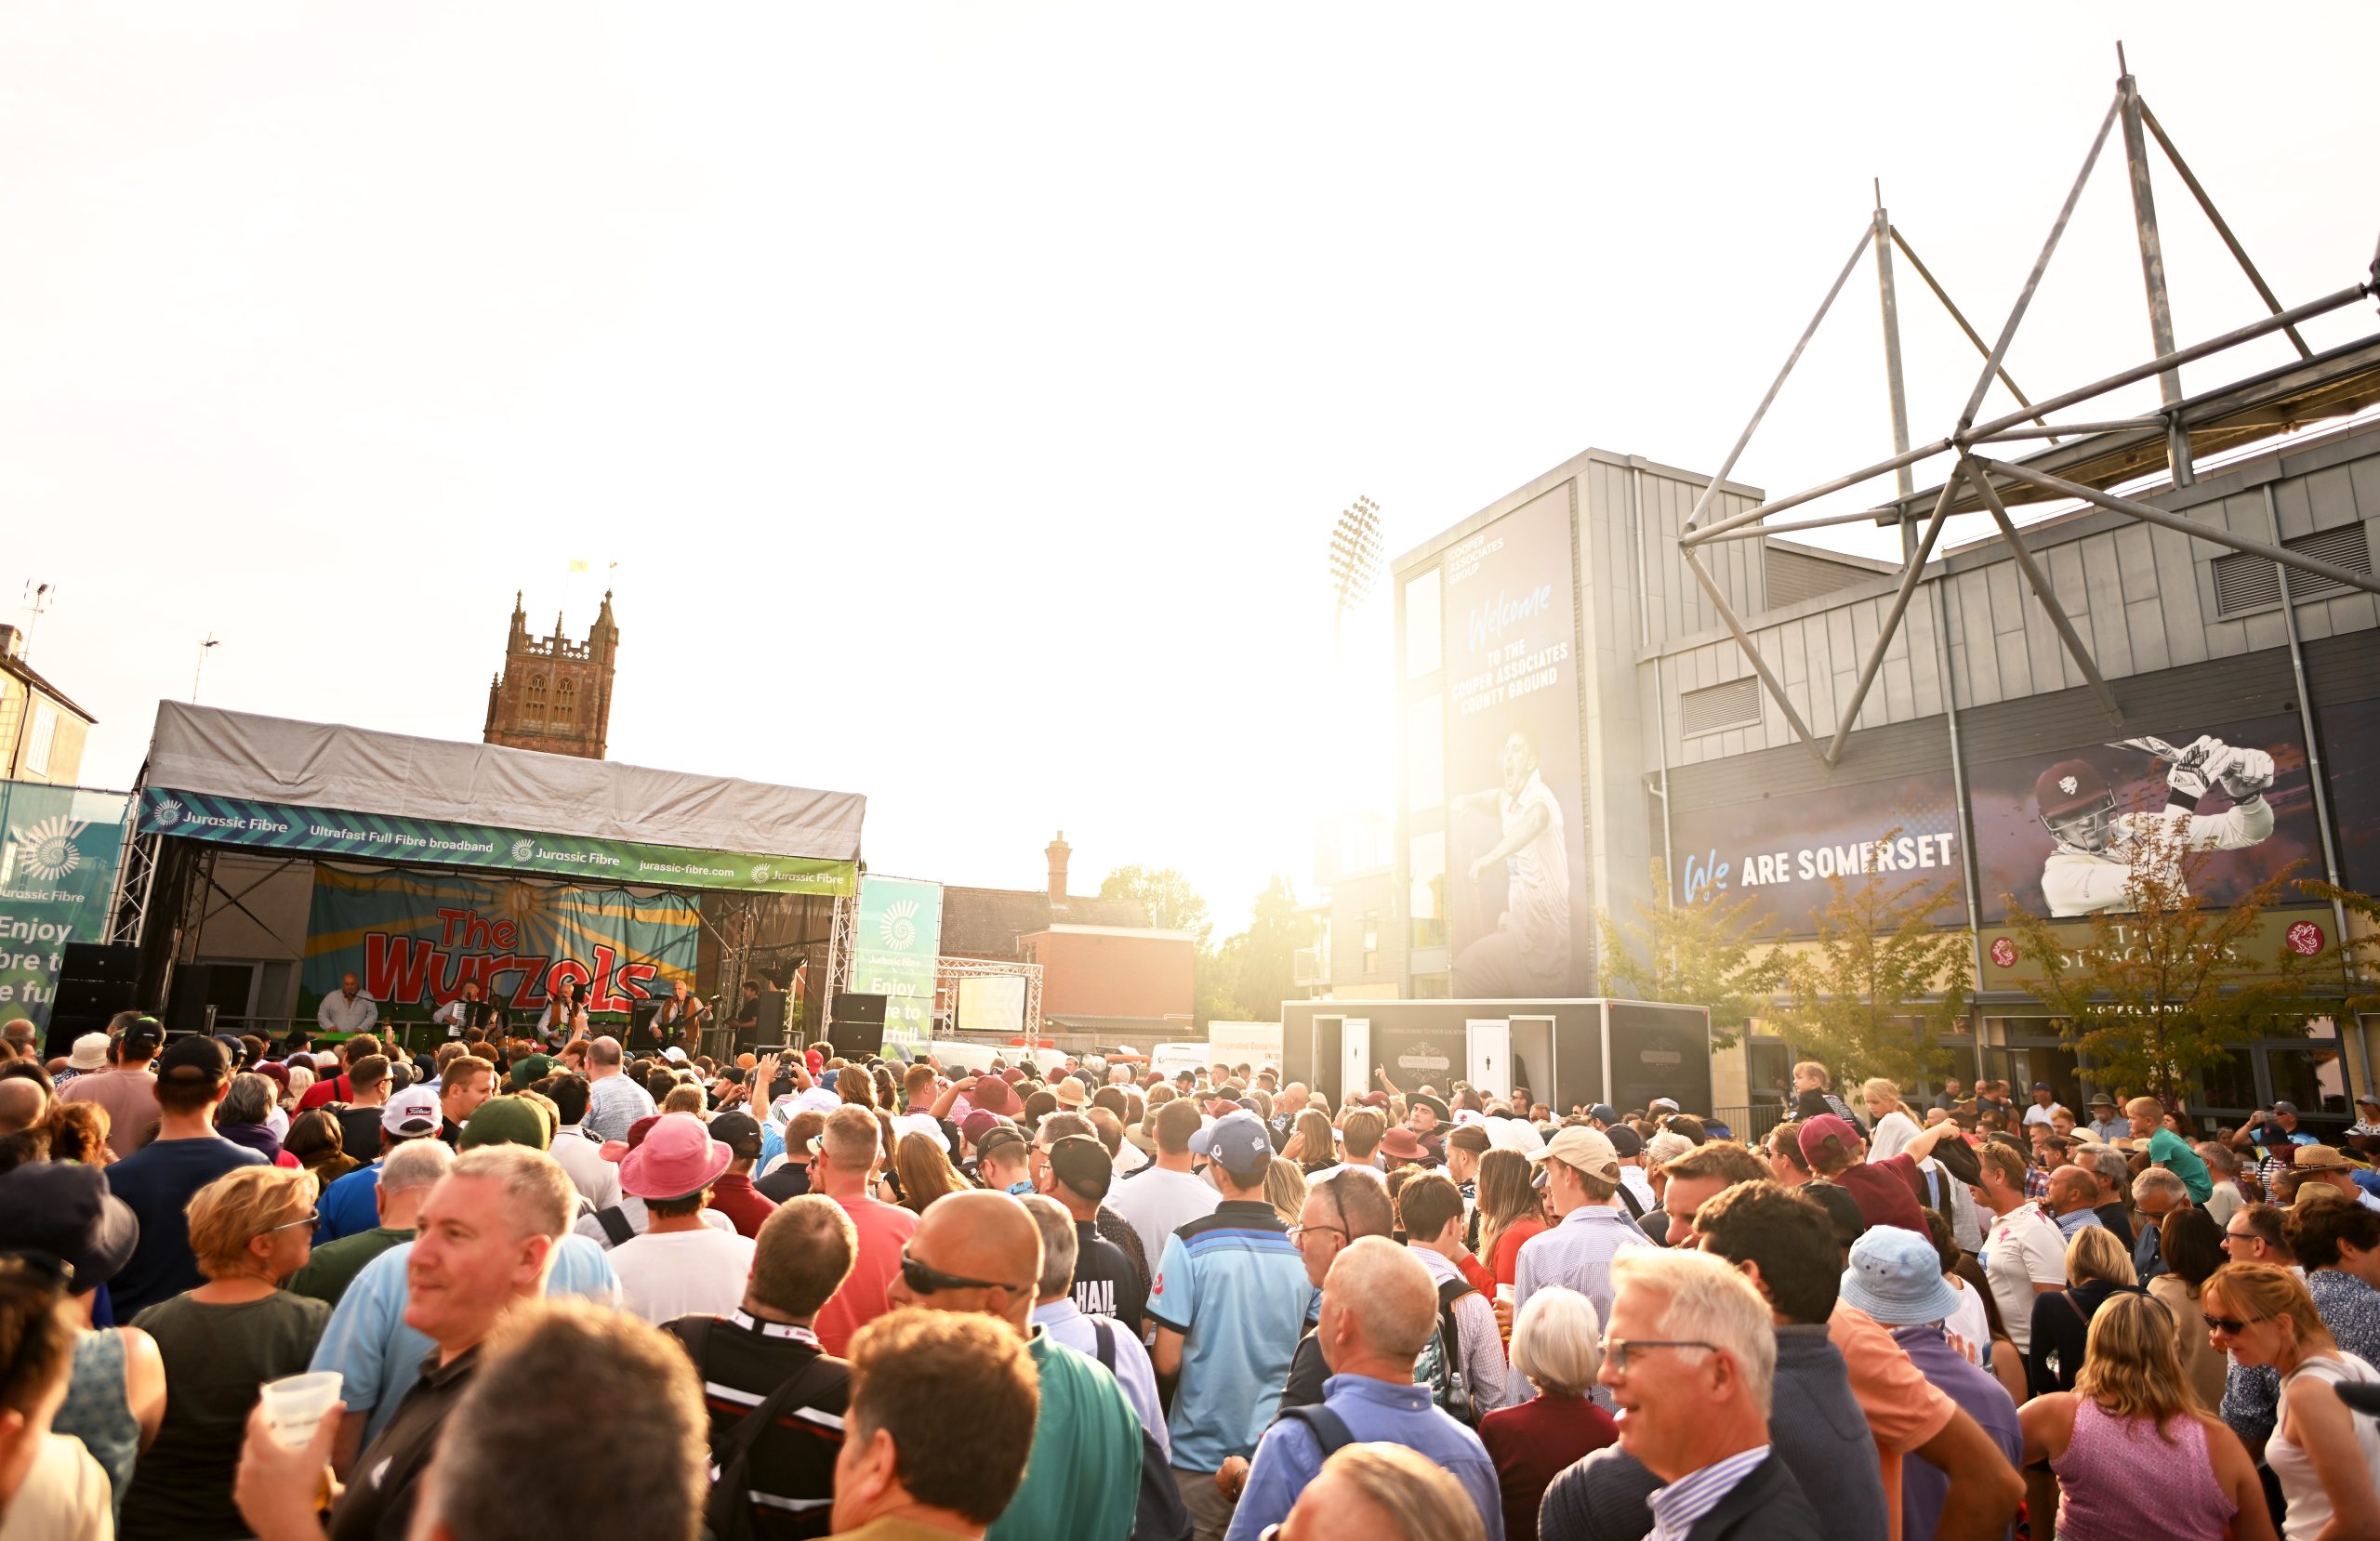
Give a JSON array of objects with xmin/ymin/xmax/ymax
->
[
  {"xmin": 1769, "ymin": 858, "xmax": 1971, "ymax": 1089},
  {"xmin": 1191, "ymin": 876, "xmax": 1316, "ymax": 1026},
  {"xmin": 1597, "ymin": 863, "xmax": 1783, "ymax": 1047},
  {"xmin": 2001, "ymin": 807, "xmax": 2325, "ymax": 1108},
  {"xmin": 1097, "ymin": 864, "xmax": 1212, "ymax": 943}
]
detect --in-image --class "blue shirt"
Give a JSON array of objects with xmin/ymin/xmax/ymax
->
[
  {"xmin": 1648, "ymin": 1445, "xmax": 1771, "ymax": 1541},
  {"xmin": 2053, "ymin": 1207, "xmax": 2104, "ymax": 1240},
  {"xmin": 1892, "ymin": 1324, "xmax": 2021, "ymax": 1541},
  {"xmin": 1224, "ymin": 1375, "xmax": 1505, "ymax": 1541},
  {"xmin": 316, "ymin": 1158, "xmax": 385, "ymax": 1245},
  {"xmin": 1145, "ymin": 1200, "xmax": 1315, "ymax": 1472},
  {"xmin": 309, "ymin": 1232, "xmax": 622, "ymax": 1444},
  {"xmin": 104, "ymin": 1135, "xmax": 270, "ymax": 1318}
]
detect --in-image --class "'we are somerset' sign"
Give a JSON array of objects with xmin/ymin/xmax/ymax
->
[{"xmin": 1669, "ymin": 770, "xmax": 1967, "ymax": 931}]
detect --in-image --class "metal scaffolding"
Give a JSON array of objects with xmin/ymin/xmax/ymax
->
[
  {"xmin": 1676, "ymin": 47, "xmax": 2380, "ymax": 769},
  {"xmin": 932, "ymin": 955, "xmax": 1045, "ymax": 1041}
]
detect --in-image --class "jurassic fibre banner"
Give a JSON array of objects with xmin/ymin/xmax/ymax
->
[
  {"xmin": 0, "ymin": 783, "xmax": 130, "ymax": 1031},
  {"xmin": 302, "ymin": 867, "xmax": 697, "ymax": 1021},
  {"xmin": 137, "ymin": 788, "xmax": 855, "ymax": 897},
  {"xmin": 849, "ymin": 876, "xmax": 944, "ymax": 1058}
]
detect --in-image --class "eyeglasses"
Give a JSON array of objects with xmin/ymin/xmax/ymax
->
[
  {"xmin": 2224, "ymin": 1229, "xmax": 2260, "ymax": 1245},
  {"xmin": 1603, "ymin": 1338, "xmax": 1715, "ymax": 1375},
  {"xmin": 1286, "ymin": 1223, "xmax": 1346, "ymax": 1246},
  {"xmin": 898, "ymin": 1250, "xmax": 1030, "ymax": 1297},
  {"xmin": 2203, "ymin": 1311, "xmax": 2266, "ymax": 1337},
  {"xmin": 266, "ymin": 1212, "xmax": 321, "ymax": 1234}
]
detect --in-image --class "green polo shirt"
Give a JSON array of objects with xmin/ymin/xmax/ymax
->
[
  {"xmin": 2148, "ymin": 1127, "xmax": 2212, "ymax": 1203},
  {"xmin": 290, "ymin": 1226, "xmax": 415, "ymax": 1307},
  {"xmin": 986, "ymin": 1328, "xmax": 1141, "ymax": 1541}
]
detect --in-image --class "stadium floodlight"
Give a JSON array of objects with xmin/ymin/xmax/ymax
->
[{"xmin": 1328, "ymin": 494, "xmax": 1382, "ymax": 616}]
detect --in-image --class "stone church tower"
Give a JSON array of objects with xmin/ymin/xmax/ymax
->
[{"xmin": 483, "ymin": 591, "xmax": 619, "ymax": 759}]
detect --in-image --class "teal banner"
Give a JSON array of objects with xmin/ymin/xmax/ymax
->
[
  {"xmin": 849, "ymin": 876, "xmax": 944, "ymax": 1057},
  {"xmin": 0, "ymin": 783, "xmax": 131, "ymax": 1031},
  {"xmin": 137, "ymin": 787, "xmax": 855, "ymax": 897}
]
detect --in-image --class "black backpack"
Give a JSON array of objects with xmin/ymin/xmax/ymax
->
[
  {"xmin": 1092, "ymin": 1321, "xmax": 1194, "ymax": 1541},
  {"xmin": 1411, "ymin": 1276, "xmax": 1481, "ymax": 1428}
]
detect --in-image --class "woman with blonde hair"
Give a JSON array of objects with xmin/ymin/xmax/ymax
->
[
  {"xmin": 1263, "ymin": 1155, "xmax": 1308, "ymax": 1227},
  {"xmin": 892, "ymin": 1130, "xmax": 970, "ymax": 1216},
  {"xmin": 2018, "ymin": 1290, "xmax": 2271, "ymax": 1541},
  {"xmin": 1860, "ymin": 1077, "xmax": 1924, "ymax": 1161},
  {"xmin": 2029, "ymin": 1224, "xmax": 2141, "ymax": 1396},
  {"xmin": 1478, "ymin": 1286, "xmax": 1616, "ymax": 1541},
  {"xmin": 1284, "ymin": 1108, "xmax": 1338, "ymax": 1177},
  {"xmin": 1473, "ymin": 1148, "xmax": 1546, "ymax": 1289},
  {"xmin": 119, "ymin": 1166, "xmax": 327, "ymax": 1539},
  {"xmin": 2206, "ymin": 1260, "xmax": 2380, "ymax": 1540}
]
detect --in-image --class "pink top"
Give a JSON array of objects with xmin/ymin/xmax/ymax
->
[{"xmin": 2050, "ymin": 1398, "xmax": 2235, "ymax": 1541}]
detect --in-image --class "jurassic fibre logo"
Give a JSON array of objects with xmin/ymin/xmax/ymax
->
[
  {"xmin": 510, "ymin": 838, "xmax": 538, "ymax": 863},
  {"xmin": 9, "ymin": 815, "xmax": 84, "ymax": 882},
  {"xmin": 152, "ymin": 795, "xmax": 184, "ymax": 827},
  {"xmin": 877, "ymin": 899, "xmax": 919, "ymax": 949}
]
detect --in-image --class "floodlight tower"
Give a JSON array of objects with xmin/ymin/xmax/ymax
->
[{"xmin": 1327, "ymin": 494, "xmax": 1382, "ymax": 654}]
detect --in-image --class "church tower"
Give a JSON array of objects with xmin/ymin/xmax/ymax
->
[{"xmin": 483, "ymin": 590, "xmax": 619, "ymax": 759}]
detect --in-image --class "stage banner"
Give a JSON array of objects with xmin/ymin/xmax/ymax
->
[
  {"xmin": 0, "ymin": 783, "xmax": 130, "ymax": 1032},
  {"xmin": 1967, "ymin": 710, "xmax": 2323, "ymax": 924},
  {"xmin": 139, "ymin": 787, "xmax": 854, "ymax": 896},
  {"xmin": 1668, "ymin": 770, "xmax": 1966, "ymax": 932},
  {"xmin": 1442, "ymin": 484, "xmax": 1593, "ymax": 997},
  {"xmin": 849, "ymin": 876, "xmax": 944, "ymax": 1058},
  {"xmin": 300, "ymin": 867, "xmax": 698, "ymax": 1022}
]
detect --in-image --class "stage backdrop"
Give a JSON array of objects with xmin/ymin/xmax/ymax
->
[
  {"xmin": 301, "ymin": 867, "xmax": 697, "ymax": 1023},
  {"xmin": 0, "ymin": 783, "xmax": 130, "ymax": 1031},
  {"xmin": 1442, "ymin": 485, "xmax": 1593, "ymax": 997}
]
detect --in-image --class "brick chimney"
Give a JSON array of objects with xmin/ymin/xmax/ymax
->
[{"xmin": 1045, "ymin": 832, "xmax": 1071, "ymax": 905}]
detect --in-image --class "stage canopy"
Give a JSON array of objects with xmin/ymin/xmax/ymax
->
[{"xmin": 132, "ymin": 702, "xmax": 864, "ymax": 896}]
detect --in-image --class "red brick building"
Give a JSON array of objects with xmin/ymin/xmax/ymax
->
[{"xmin": 483, "ymin": 591, "xmax": 619, "ymax": 759}]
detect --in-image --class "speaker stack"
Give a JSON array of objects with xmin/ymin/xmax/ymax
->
[
  {"xmin": 826, "ymin": 992, "xmax": 888, "ymax": 1058},
  {"xmin": 45, "ymin": 942, "xmax": 140, "ymax": 1060}
]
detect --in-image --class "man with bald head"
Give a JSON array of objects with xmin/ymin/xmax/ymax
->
[
  {"xmin": 1268, "ymin": 1083, "xmax": 1310, "ymax": 1151},
  {"xmin": 890, "ymin": 1189, "xmax": 1142, "ymax": 1541},
  {"xmin": 2044, "ymin": 1164, "xmax": 2107, "ymax": 1240},
  {"xmin": 0, "ymin": 1076, "xmax": 47, "ymax": 1137},
  {"xmin": 1224, "ymin": 1236, "xmax": 1502, "ymax": 1541}
]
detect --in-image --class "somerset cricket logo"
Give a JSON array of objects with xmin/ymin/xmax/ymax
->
[
  {"xmin": 1990, "ymin": 938, "xmax": 2018, "ymax": 968},
  {"xmin": 2286, "ymin": 921, "xmax": 2325, "ymax": 957},
  {"xmin": 2057, "ymin": 775, "xmax": 2079, "ymax": 797}
]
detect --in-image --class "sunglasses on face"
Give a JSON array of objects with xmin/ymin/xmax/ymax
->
[
  {"xmin": 2203, "ymin": 1312, "xmax": 2266, "ymax": 1337},
  {"xmin": 898, "ymin": 1250, "xmax": 1030, "ymax": 1297}
]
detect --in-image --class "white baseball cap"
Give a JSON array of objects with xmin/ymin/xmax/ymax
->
[{"xmin": 382, "ymin": 1085, "xmax": 444, "ymax": 1138}]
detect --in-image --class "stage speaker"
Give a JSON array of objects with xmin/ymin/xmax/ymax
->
[
  {"xmin": 828, "ymin": 992, "xmax": 887, "ymax": 1058},
  {"xmin": 61, "ymin": 942, "xmax": 139, "ymax": 984},
  {"xmin": 50, "ymin": 978, "xmax": 135, "ymax": 1022},
  {"xmin": 165, "ymin": 967, "xmax": 223, "ymax": 1036}
]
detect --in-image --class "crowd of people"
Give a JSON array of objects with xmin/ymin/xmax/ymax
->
[{"xmin": 3, "ymin": 1007, "xmax": 2380, "ymax": 1541}]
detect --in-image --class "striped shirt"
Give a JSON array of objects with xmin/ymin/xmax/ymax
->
[
  {"xmin": 663, "ymin": 1310, "xmax": 849, "ymax": 1541},
  {"xmin": 1648, "ymin": 1445, "xmax": 1772, "ymax": 1541}
]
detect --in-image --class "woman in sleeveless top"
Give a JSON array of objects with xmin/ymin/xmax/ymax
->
[
  {"xmin": 2209, "ymin": 1260, "xmax": 2380, "ymax": 1541},
  {"xmin": 2020, "ymin": 1291, "xmax": 2271, "ymax": 1541}
]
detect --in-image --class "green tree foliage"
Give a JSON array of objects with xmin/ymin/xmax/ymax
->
[
  {"xmin": 1098, "ymin": 864, "xmax": 1212, "ymax": 943},
  {"xmin": 1770, "ymin": 858, "xmax": 1971, "ymax": 1088},
  {"xmin": 2002, "ymin": 810, "xmax": 2322, "ymax": 1108},
  {"xmin": 1596, "ymin": 863, "xmax": 1782, "ymax": 1047}
]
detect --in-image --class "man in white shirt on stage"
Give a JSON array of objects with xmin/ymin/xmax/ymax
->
[{"xmin": 319, "ymin": 973, "xmax": 378, "ymax": 1037}]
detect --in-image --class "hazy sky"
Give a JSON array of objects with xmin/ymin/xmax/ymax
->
[{"xmin": 6, "ymin": 3, "xmax": 2376, "ymax": 929}]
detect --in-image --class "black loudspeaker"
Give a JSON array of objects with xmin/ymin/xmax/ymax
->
[
  {"xmin": 828, "ymin": 993, "xmax": 887, "ymax": 1058},
  {"xmin": 165, "ymin": 967, "xmax": 221, "ymax": 1035},
  {"xmin": 50, "ymin": 978, "xmax": 135, "ymax": 1022},
  {"xmin": 61, "ymin": 942, "xmax": 139, "ymax": 984}
]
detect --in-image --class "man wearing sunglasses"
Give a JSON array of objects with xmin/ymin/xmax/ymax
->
[{"xmin": 887, "ymin": 1190, "xmax": 1142, "ymax": 1541}]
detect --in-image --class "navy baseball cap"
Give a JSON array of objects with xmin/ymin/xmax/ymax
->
[
  {"xmin": 1191, "ymin": 1113, "xmax": 1274, "ymax": 1179},
  {"xmin": 1588, "ymin": 1103, "xmax": 1620, "ymax": 1124}
]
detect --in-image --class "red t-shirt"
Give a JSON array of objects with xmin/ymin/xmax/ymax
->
[
  {"xmin": 297, "ymin": 1073, "xmax": 350, "ymax": 1113},
  {"xmin": 1480, "ymin": 1393, "xmax": 1620, "ymax": 1541},
  {"xmin": 1490, "ymin": 1217, "xmax": 1547, "ymax": 1286},
  {"xmin": 707, "ymin": 1172, "xmax": 778, "ymax": 1240},
  {"xmin": 1841, "ymin": 1154, "xmax": 1931, "ymax": 1235},
  {"xmin": 813, "ymin": 1192, "xmax": 919, "ymax": 1357}
]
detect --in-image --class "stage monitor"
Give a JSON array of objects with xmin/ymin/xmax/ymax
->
[{"xmin": 956, "ymin": 975, "xmax": 1026, "ymax": 1037}]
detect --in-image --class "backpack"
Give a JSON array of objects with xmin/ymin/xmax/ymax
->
[
  {"xmin": 1410, "ymin": 1276, "xmax": 1481, "ymax": 1428},
  {"xmin": 674, "ymin": 1317, "xmax": 838, "ymax": 1541},
  {"xmin": 1091, "ymin": 1322, "xmax": 1194, "ymax": 1541}
]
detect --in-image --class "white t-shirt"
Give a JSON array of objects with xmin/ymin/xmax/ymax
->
[
  {"xmin": 1943, "ymin": 1275, "xmax": 1992, "ymax": 1358},
  {"xmin": 549, "ymin": 1125, "xmax": 624, "ymax": 1211},
  {"xmin": 1868, "ymin": 1110, "xmax": 1922, "ymax": 1162},
  {"xmin": 1108, "ymin": 1165, "xmax": 1223, "ymax": 1266},
  {"xmin": 608, "ymin": 1227, "xmax": 759, "ymax": 1324},
  {"xmin": 0, "ymin": 1432, "xmax": 109, "ymax": 1541},
  {"xmin": 1982, "ymin": 1202, "xmax": 2067, "ymax": 1353},
  {"xmin": 2022, "ymin": 1101, "xmax": 2068, "ymax": 1127},
  {"xmin": 574, "ymin": 1196, "xmax": 740, "ymax": 1249}
]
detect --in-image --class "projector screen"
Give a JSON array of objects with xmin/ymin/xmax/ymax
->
[{"xmin": 956, "ymin": 975, "xmax": 1026, "ymax": 1036}]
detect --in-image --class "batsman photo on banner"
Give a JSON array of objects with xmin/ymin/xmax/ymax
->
[
  {"xmin": 1966, "ymin": 710, "xmax": 2320, "ymax": 924},
  {"xmin": 1440, "ymin": 485, "xmax": 1593, "ymax": 998},
  {"xmin": 301, "ymin": 866, "xmax": 698, "ymax": 1021}
]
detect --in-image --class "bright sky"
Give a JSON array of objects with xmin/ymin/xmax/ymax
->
[{"xmin": 6, "ymin": 3, "xmax": 2376, "ymax": 930}]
